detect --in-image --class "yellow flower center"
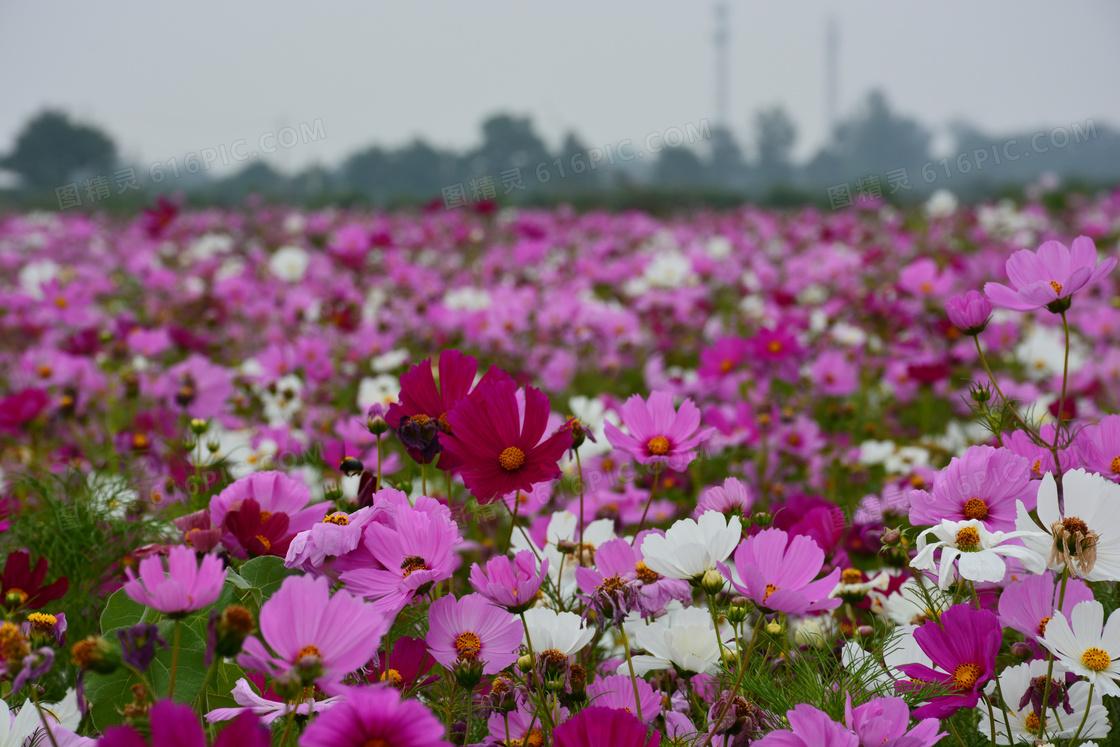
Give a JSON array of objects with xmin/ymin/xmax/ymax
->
[
  {"xmin": 409, "ymin": 413, "xmax": 431, "ymax": 426},
  {"xmin": 952, "ymin": 662, "xmax": 982, "ymax": 690},
  {"xmin": 963, "ymin": 498, "xmax": 988, "ymax": 520},
  {"xmin": 297, "ymin": 644, "xmax": 321, "ymax": 661},
  {"xmin": 635, "ymin": 562, "xmax": 660, "ymax": 584},
  {"xmin": 1032, "ymin": 459, "xmax": 1043, "ymax": 477},
  {"xmin": 719, "ymin": 359, "xmax": 733, "ymax": 373},
  {"xmin": 323, "ymin": 513, "xmax": 350, "ymax": 526},
  {"xmin": 380, "ymin": 668, "xmax": 403, "ymax": 687},
  {"xmin": 37, "ymin": 365, "xmax": 51, "ymax": 378},
  {"xmin": 454, "ymin": 631, "xmax": 482, "ymax": 661},
  {"xmin": 1050, "ymin": 280, "xmax": 1063, "ymax": 296},
  {"xmin": 767, "ymin": 340, "xmax": 782, "ymax": 354},
  {"xmin": 840, "ymin": 569, "xmax": 863, "ymax": 585},
  {"xmin": 499, "ymin": 446, "xmax": 526, "ymax": 471},
  {"xmin": 955, "ymin": 527, "xmax": 981, "ymax": 550},
  {"xmin": 1024, "ymin": 712, "xmax": 1041, "ymax": 732},
  {"xmin": 1038, "ymin": 616, "xmax": 1052, "ymax": 636},
  {"xmin": 254, "ymin": 535, "xmax": 271, "ymax": 552},
  {"xmin": 910, "ymin": 474, "xmax": 926, "ymax": 489},
  {"xmin": 1112, "ymin": 456, "xmax": 1120, "ymax": 474},
  {"xmin": 131, "ymin": 433, "xmax": 149, "ymax": 450},
  {"xmin": 54, "ymin": 297, "xmax": 67, "ymax": 309},
  {"xmin": 763, "ymin": 583, "xmax": 779, "ymax": 603},
  {"xmin": 647, "ymin": 436, "xmax": 670, "ymax": 456},
  {"xmin": 1081, "ymin": 647, "xmax": 1111, "ymax": 672},
  {"xmin": 27, "ymin": 613, "xmax": 56, "ymax": 633}
]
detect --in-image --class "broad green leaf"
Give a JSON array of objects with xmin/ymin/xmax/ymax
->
[
  {"xmin": 239, "ymin": 555, "xmax": 298, "ymax": 602},
  {"xmin": 99, "ymin": 589, "xmax": 147, "ymax": 633}
]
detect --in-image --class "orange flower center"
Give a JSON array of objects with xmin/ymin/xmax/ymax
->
[
  {"xmin": 910, "ymin": 474, "xmax": 926, "ymax": 489},
  {"xmin": 1049, "ymin": 280, "xmax": 1063, "ymax": 296},
  {"xmin": 364, "ymin": 739, "xmax": 390, "ymax": 747},
  {"xmin": 380, "ymin": 668, "xmax": 403, "ymax": 687},
  {"xmin": 37, "ymin": 365, "xmax": 51, "ymax": 378},
  {"xmin": 767, "ymin": 340, "xmax": 782, "ymax": 354},
  {"xmin": 952, "ymin": 662, "xmax": 982, "ymax": 690},
  {"xmin": 455, "ymin": 631, "xmax": 482, "ymax": 660},
  {"xmin": 499, "ymin": 446, "xmax": 526, "ymax": 471},
  {"xmin": 1081, "ymin": 647, "xmax": 1111, "ymax": 672},
  {"xmin": 647, "ymin": 436, "xmax": 670, "ymax": 456},
  {"xmin": 1038, "ymin": 616, "xmax": 1052, "ymax": 636},
  {"xmin": 840, "ymin": 569, "xmax": 862, "ymax": 585},
  {"xmin": 323, "ymin": 513, "xmax": 350, "ymax": 526},
  {"xmin": 955, "ymin": 527, "xmax": 981, "ymax": 550},
  {"xmin": 719, "ymin": 359, "xmax": 733, "ymax": 373},
  {"xmin": 963, "ymin": 498, "xmax": 989, "ymax": 520},
  {"xmin": 1032, "ymin": 459, "xmax": 1043, "ymax": 477},
  {"xmin": 763, "ymin": 583, "xmax": 779, "ymax": 602},
  {"xmin": 409, "ymin": 413, "xmax": 432, "ymax": 426},
  {"xmin": 131, "ymin": 433, "xmax": 149, "ymax": 449},
  {"xmin": 7, "ymin": 589, "xmax": 28, "ymax": 606},
  {"xmin": 1024, "ymin": 712, "xmax": 1041, "ymax": 732},
  {"xmin": 635, "ymin": 561, "xmax": 660, "ymax": 584},
  {"xmin": 254, "ymin": 535, "xmax": 271, "ymax": 552},
  {"xmin": 1111, "ymin": 456, "xmax": 1120, "ymax": 475},
  {"xmin": 1063, "ymin": 517, "xmax": 1089, "ymax": 535},
  {"xmin": 297, "ymin": 644, "xmax": 321, "ymax": 661}
]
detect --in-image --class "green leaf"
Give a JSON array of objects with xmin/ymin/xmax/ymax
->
[
  {"xmin": 239, "ymin": 555, "xmax": 298, "ymax": 602},
  {"xmin": 99, "ymin": 589, "xmax": 147, "ymax": 633},
  {"xmin": 85, "ymin": 619, "xmax": 208, "ymax": 730}
]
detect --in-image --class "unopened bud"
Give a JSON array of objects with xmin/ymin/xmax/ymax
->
[
  {"xmin": 700, "ymin": 569, "xmax": 725, "ymax": 595},
  {"xmin": 212, "ymin": 605, "xmax": 254, "ymax": 659},
  {"xmin": 752, "ymin": 511, "xmax": 772, "ymax": 527},
  {"xmin": 517, "ymin": 654, "xmax": 534, "ymax": 672},
  {"xmin": 1011, "ymin": 642, "xmax": 1033, "ymax": 659},
  {"xmin": 189, "ymin": 418, "xmax": 209, "ymax": 435},
  {"xmin": 857, "ymin": 625, "xmax": 873, "ymax": 638},
  {"xmin": 881, "ymin": 529, "xmax": 901, "ymax": 545},
  {"xmin": 766, "ymin": 621, "xmax": 782, "ymax": 635},
  {"xmin": 453, "ymin": 658, "xmax": 484, "ymax": 690}
]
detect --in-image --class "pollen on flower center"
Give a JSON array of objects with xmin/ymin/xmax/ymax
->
[
  {"xmin": 647, "ymin": 436, "xmax": 670, "ymax": 455},
  {"xmin": 955, "ymin": 527, "xmax": 981, "ymax": 550},
  {"xmin": 1063, "ymin": 517, "xmax": 1089, "ymax": 535},
  {"xmin": 1031, "ymin": 459, "xmax": 1043, "ymax": 477},
  {"xmin": 296, "ymin": 644, "xmax": 322, "ymax": 661},
  {"xmin": 539, "ymin": 648, "xmax": 567, "ymax": 669},
  {"xmin": 363, "ymin": 739, "xmax": 390, "ymax": 747},
  {"xmin": 438, "ymin": 412, "xmax": 452, "ymax": 434},
  {"xmin": 963, "ymin": 498, "xmax": 989, "ymax": 520},
  {"xmin": 409, "ymin": 413, "xmax": 432, "ymax": 426},
  {"xmin": 635, "ymin": 562, "xmax": 660, "ymax": 584},
  {"xmin": 1081, "ymin": 647, "xmax": 1111, "ymax": 672},
  {"xmin": 27, "ymin": 612, "xmax": 57, "ymax": 633},
  {"xmin": 499, "ymin": 446, "xmax": 526, "ymax": 471},
  {"xmin": 840, "ymin": 569, "xmax": 862, "ymax": 585},
  {"xmin": 254, "ymin": 535, "xmax": 271, "ymax": 552},
  {"xmin": 763, "ymin": 583, "xmax": 779, "ymax": 602},
  {"xmin": 1038, "ymin": 616, "xmax": 1052, "ymax": 636},
  {"xmin": 1049, "ymin": 280, "xmax": 1063, "ymax": 296},
  {"xmin": 952, "ymin": 662, "xmax": 982, "ymax": 690},
  {"xmin": 401, "ymin": 555, "xmax": 429, "ymax": 577},
  {"xmin": 1024, "ymin": 712, "xmax": 1042, "ymax": 732},
  {"xmin": 1112, "ymin": 456, "xmax": 1120, "ymax": 474},
  {"xmin": 454, "ymin": 631, "xmax": 482, "ymax": 661},
  {"xmin": 380, "ymin": 668, "xmax": 403, "ymax": 687},
  {"xmin": 719, "ymin": 359, "xmax": 733, "ymax": 373},
  {"xmin": 600, "ymin": 575, "xmax": 627, "ymax": 593},
  {"xmin": 323, "ymin": 512, "xmax": 350, "ymax": 526},
  {"xmin": 767, "ymin": 340, "xmax": 782, "ymax": 354}
]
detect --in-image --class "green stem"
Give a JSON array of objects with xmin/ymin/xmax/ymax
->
[
  {"xmin": 168, "ymin": 620, "xmax": 182, "ymax": 699},
  {"xmin": 633, "ymin": 463, "xmax": 662, "ymax": 539},
  {"xmin": 278, "ymin": 696, "xmax": 300, "ymax": 747},
  {"xmin": 505, "ymin": 493, "xmax": 520, "ymax": 555},
  {"xmin": 575, "ymin": 448, "xmax": 585, "ymax": 550},
  {"xmin": 376, "ymin": 434, "xmax": 382, "ymax": 490},
  {"xmin": 421, "ymin": 462, "xmax": 428, "ymax": 496},
  {"xmin": 1051, "ymin": 311, "xmax": 1071, "ymax": 484},
  {"xmin": 464, "ymin": 685, "xmax": 474, "ymax": 744},
  {"xmin": 973, "ymin": 335, "xmax": 1033, "ymax": 435},
  {"xmin": 1040, "ymin": 567, "xmax": 1070, "ymax": 737},
  {"xmin": 196, "ymin": 654, "xmax": 221, "ymax": 709},
  {"xmin": 983, "ymin": 693, "xmax": 997, "ymax": 747},
  {"xmin": 618, "ymin": 627, "xmax": 644, "ymax": 723},
  {"xmin": 700, "ymin": 613, "xmax": 763, "ymax": 747},
  {"xmin": 30, "ymin": 688, "xmax": 60, "ymax": 747},
  {"xmin": 990, "ymin": 661, "xmax": 1015, "ymax": 744},
  {"xmin": 1067, "ymin": 682, "xmax": 1094, "ymax": 746}
]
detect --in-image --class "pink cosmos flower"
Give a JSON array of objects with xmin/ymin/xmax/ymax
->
[
  {"xmin": 844, "ymin": 695, "xmax": 944, "ymax": 747},
  {"xmin": 99, "ymin": 700, "xmax": 268, "ymax": 747},
  {"xmin": 426, "ymin": 593, "xmax": 523, "ymax": 675},
  {"xmin": 1077, "ymin": 413, "xmax": 1120, "ymax": 483},
  {"xmin": 604, "ymin": 391, "xmax": 713, "ymax": 469},
  {"xmin": 238, "ymin": 575, "xmax": 389, "ymax": 695},
  {"xmin": 205, "ymin": 677, "xmax": 340, "ymax": 724},
  {"xmin": 587, "ymin": 674, "xmax": 662, "ymax": 723},
  {"xmin": 984, "ymin": 236, "xmax": 1116, "ymax": 313},
  {"xmin": 907, "ymin": 445, "xmax": 1035, "ymax": 532},
  {"xmin": 284, "ymin": 506, "xmax": 376, "ymax": 575},
  {"xmin": 808, "ymin": 350, "xmax": 859, "ymax": 397},
  {"xmin": 944, "ymin": 290, "xmax": 992, "ymax": 335},
  {"xmin": 440, "ymin": 379, "xmax": 572, "ymax": 503},
  {"xmin": 123, "ymin": 544, "xmax": 225, "ymax": 618},
  {"xmin": 299, "ymin": 685, "xmax": 451, "ymax": 747},
  {"xmin": 898, "ymin": 604, "xmax": 1002, "ymax": 720},
  {"xmin": 997, "ymin": 571, "xmax": 1094, "ymax": 646},
  {"xmin": 900, "ymin": 257, "xmax": 953, "ymax": 297},
  {"xmin": 210, "ymin": 472, "xmax": 330, "ymax": 554},
  {"xmin": 574, "ymin": 536, "xmax": 690, "ymax": 615},
  {"xmin": 719, "ymin": 528, "xmax": 842, "ymax": 615},
  {"xmin": 468, "ymin": 550, "xmax": 548, "ymax": 613},
  {"xmin": 336, "ymin": 502, "xmax": 461, "ymax": 618},
  {"xmin": 553, "ymin": 706, "xmax": 660, "ymax": 747},
  {"xmin": 697, "ymin": 336, "xmax": 750, "ymax": 379}
]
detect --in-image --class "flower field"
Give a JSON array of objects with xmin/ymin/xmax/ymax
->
[{"xmin": 2, "ymin": 192, "xmax": 1120, "ymax": 745}]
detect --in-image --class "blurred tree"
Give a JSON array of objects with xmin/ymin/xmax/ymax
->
[
  {"xmin": 2, "ymin": 110, "xmax": 118, "ymax": 191},
  {"xmin": 754, "ymin": 106, "xmax": 797, "ymax": 186},
  {"xmin": 708, "ymin": 125, "xmax": 748, "ymax": 190},
  {"xmin": 652, "ymin": 147, "xmax": 708, "ymax": 187},
  {"xmin": 392, "ymin": 140, "xmax": 456, "ymax": 198},
  {"xmin": 466, "ymin": 114, "xmax": 552, "ymax": 180},
  {"xmin": 831, "ymin": 90, "xmax": 931, "ymax": 177},
  {"xmin": 553, "ymin": 132, "xmax": 604, "ymax": 192},
  {"xmin": 341, "ymin": 145, "xmax": 393, "ymax": 199}
]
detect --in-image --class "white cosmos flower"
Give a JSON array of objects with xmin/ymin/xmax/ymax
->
[
  {"xmin": 910, "ymin": 519, "xmax": 1045, "ymax": 589},
  {"xmin": 976, "ymin": 658, "xmax": 1109, "ymax": 745},
  {"xmin": 522, "ymin": 608, "xmax": 594, "ymax": 658},
  {"xmin": 357, "ymin": 374, "xmax": 399, "ymax": 411},
  {"xmin": 1016, "ymin": 470, "xmax": 1120, "ymax": 582},
  {"xmin": 871, "ymin": 578, "xmax": 946, "ymax": 626},
  {"xmin": 1040, "ymin": 600, "xmax": 1120, "ymax": 699},
  {"xmin": 268, "ymin": 245, "xmax": 310, "ymax": 282},
  {"xmin": 511, "ymin": 511, "xmax": 616, "ymax": 599},
  {"xmin": 842, "ymin": 624, "xmax": 933, "ymax": 690},
  {"xmin": 624, "ymin": 606, "xmax": 725, "ymax": 677},
  {"xmin": 0, "ymin": 690, "xmax": 88, "ymax": 747},
  {"xmin": 640, "ymin": 511, "xmax": 742, "ymax": 582}
]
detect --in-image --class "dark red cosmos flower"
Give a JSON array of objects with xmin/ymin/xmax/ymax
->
[
  {"xmin": 366, "ymin": 635, "xmax": 437, "ymax": 691},
  {"xmin": 1, "ymin": 551, "xmax": 68, "ymax": 610},
  {"xmin": 140, "ymin": 196, "xmax": 178, "ymax": 239},
  {"xmin": 441, "ymin": 379, "xmax": 572, "ymax": 504},
  {"xmin": 0, "ymin": 388, "xmax": 50, "ymax": 434},
  {"xmin": 387, "ymin": 350, "xmax": 509, "ymax": 469},
  {"xmin": 222, "ymin": 498, "xmax": 294, "ymax": 558}
]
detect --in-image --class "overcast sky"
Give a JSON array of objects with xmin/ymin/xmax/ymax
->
[{"xmin": 3, "ymin": 1, "xmax": 1119, "ymax": 175}]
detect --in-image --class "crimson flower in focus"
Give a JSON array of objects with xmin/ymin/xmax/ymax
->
[{"xmin": 1, "ymin": 551, "xmax": 68, "ymax": 611}]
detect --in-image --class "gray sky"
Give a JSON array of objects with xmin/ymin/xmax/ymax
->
[{"xmin": 3, "ymin": 1, "xmax": 1119, "ymax": 175}]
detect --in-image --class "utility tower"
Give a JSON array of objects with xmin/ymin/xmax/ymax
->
[
  {"xmin": 826, "ymin": 17, "xmax": 839, "ymax": 136},
  {"xmin": 714, "ymin": 3, "xmax": 729, "ymax": 127}
]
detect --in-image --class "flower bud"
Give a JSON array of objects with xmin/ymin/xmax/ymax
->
[
  {"xmin": 881, "ymin": 528, "xmax": 901, "ymax": 545},
  {"xmin": 857, "ymin": 625, "xmax": 873, "ymax": 638},
  {"xmin": 700, "ymin": 569, "xmax": 725, "ymax": 595},
  {"xmin": 209, "ymin": 605, "xmax": 255, "ymax": 662},
  {"xmin": 517, "ymin": 653, "xmax": 534, "ymax": 672},
  {"xmin": 726, "ymin": 598, "xmax": 749, "ymax": 625},
  {"xmin": 189, "ymin": 418, "xmax": 209, "ymax": 435},
  {"xmin": 765, "ymin": 621, "xmax": 782, "ymax": 635},
  {"xmin": 367, "ymin": 404, "xmax": 390, "ymax": 436},
  {"xmin": 752, "ymin": 511, "xmax": 773, "ymax": 527},
  {"xmin": 71, "ymin": 636, "xmax": 120, "ymax": 675},
  {"xmin": 1011, "ymin": 641, "xmax": 1033, "ymax": 659},
  {"xmin": 453, "ymin": 658, "xmax": 484, "ymax": 690}
]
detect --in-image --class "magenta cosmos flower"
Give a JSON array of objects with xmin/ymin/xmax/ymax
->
[
  {"xmin": 984, "ymin": 236, "xmax": 1116, "ymax": 313},
  {"xmin": 587, "ymin": 674, "xmax": 662, "ymax": 723},
  {"xmin": 238, "ymin": 574, "xmax": 389, "ymax": 694},
  {"xmin": 753, "ymin": 703, "xmax": 858, "ymax": 747},
  {"xmin": 123, "ymin": 545, "xmax": 226, "ymax": 618},
  {"xmin": 843, "ymin": 695, "xmax": 943, "ymax": 747},
  {"xmin": 907, "ymin": 445, "xmax": 1035, "ymax": 532},
  {"xmin": 440, "ymin": 378, "xmax": 572, "ymax": 503},
  {"xmin": 386, "ymin": 349, "xmax": 508, "ymax": 469},
  {"xmin": 604, "ymin": 391, "xmax": 713, "ymax": 470},
  {"xmin": 553, "ymin": 706, "xmax": 660, "ymax": 747},
  {"xmin": 944, "ymin": 290, "xmax": 993, "ymax": 335},
  {"xmin": 210, "ymin": 472, "xmax": 329, "ymax": 554},
  {"xmin": 426, "ymin": 593, "xmax": 523, "ymax": 675},
  {"xmin": 469, "ymin": 550, "xmax": 548, "ymax": 613},
  {"xmin": 299, "ymin": 685, "xmax": 449, "ymax": 747},
  {"xmin": 719, "ymin": 528, "xmax": 841, "ymax": 616},
  {"xmin": 99, "ymin": 700, "xmax": 268, "ymax": 747},
  {"xmin": 337, "ymin": 501, "xmax": 461, "ymax": 618},
  {"xmin": 898, "ymin": 604, "xmax": 1002, "ymax": 720},
  {"xmin": 997, "ymin": 571, "xmax": 1094, "ymax": 646}
]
